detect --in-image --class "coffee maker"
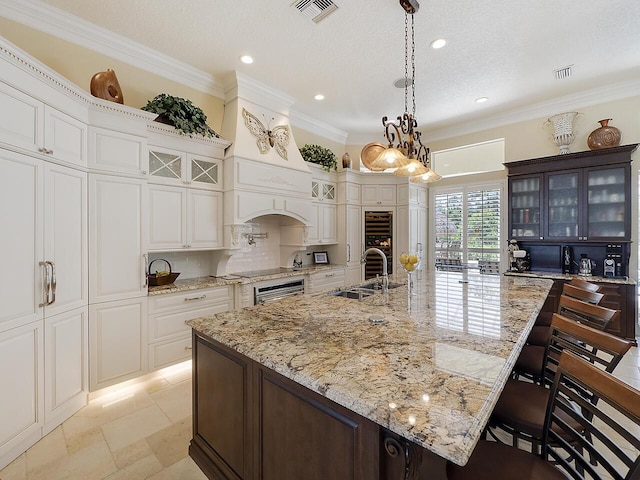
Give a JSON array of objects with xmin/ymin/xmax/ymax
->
[{"xmin": 605, "ymin": 243, "xmax": 623, "ymax": 278}]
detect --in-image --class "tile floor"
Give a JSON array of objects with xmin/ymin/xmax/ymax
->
[
  {"xmin": 0, "ymin": 361, "xmax": 207, "ymax": 480},
  {"xmin": 1, "ymin": 342, "xmax": 639, "ymax": 480}
]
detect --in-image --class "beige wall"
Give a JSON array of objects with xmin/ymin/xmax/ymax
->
[{"xmin": 0, "ymin": 18, "xmax": 225, "ymax": 133}]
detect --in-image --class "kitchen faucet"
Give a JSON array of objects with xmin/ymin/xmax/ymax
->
[{"xmin": 361, "ymin": 247, "xmax": 388, "ymax": 294}]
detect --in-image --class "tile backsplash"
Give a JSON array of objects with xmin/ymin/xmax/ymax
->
[{"xmin": 148, "ymin": 251, "xmax": 212, "ymax": 279}]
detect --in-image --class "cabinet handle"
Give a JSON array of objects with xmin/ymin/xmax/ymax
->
[
  {"xmin": 325, "ymin": 273, "xmax": 335, "ymax": 277},
  {"xmin": 48, "ymin": 261, "xmax": 56, "ymax": 305},
  {"xmin": 185, "ymin": 346, "xmax": 193, "ymax": 351},
  {"xmin": 347, "ymin": 244, "xmax": 351, "ymax": 262},
  {"xmin": 141, "ymin": 170, "xmax": 148, "ymax": 175},
  {"xmin": 184, "ymin": 295, "xmax": 207, "ymax": 302},
  {"xmin": 143, "ymin": 253, "xmax": 149, "ymax": 287},
  {"xmin": 39, "ymin": 261, "xmax": 51, "ymax": 307},
  {"xmin": 38, "ymin": 147, "xmax": 53, "ymax": 155}
]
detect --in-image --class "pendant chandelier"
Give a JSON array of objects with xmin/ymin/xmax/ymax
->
[{"xmin": 371, "ymin": 0, "xmax": 441, "ymax": 183}]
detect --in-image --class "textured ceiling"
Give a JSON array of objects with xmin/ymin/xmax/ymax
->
[{"xmin": 31, "ymin": 0, "xmax": 640, "ymax": 143}]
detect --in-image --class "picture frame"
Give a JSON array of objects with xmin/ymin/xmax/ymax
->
[{"xmin": 313, "ymin": 251, "xmax": 329, "ymax": 264}]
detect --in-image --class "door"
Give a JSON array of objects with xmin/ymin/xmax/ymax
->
[
  {"xmin": 584, "ymin": 166, "xmax": 628, "ymax": 240},
  {"xmin": 0, "ymin": 321, "xmax": 44, "ymax": 464},
  {"xmin": 509, "ymin": 174, "xmax": 542, "ymax": 240},
  {"xmin": 0, "ymin": 151, "xmax": 43, "ymax": 332},
  {"xmin": 187, "ymin": 190, "xmax": 223, "ymax": 248},
  {"xmin": 43, "ymin": 163, "xmax": 88, "ymax": 317},
  {"xmin": 44, "ymin": 307, "xmax": 88, "ymax": 431},
  {"xmin": 148, "ymin": 185, "xmax": 186, "ymax": 250},
  {"xmin": 89, "ymin": 297, "xmax": 148, "ymax": 391},
  {"xmin": 89, "ymin": 174, "xmax": 148, "ymax": 302},
  {"xmin": 545, "ymin": 170, "xmax": 580, "ymax": 240}
]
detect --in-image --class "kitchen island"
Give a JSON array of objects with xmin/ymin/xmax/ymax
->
[{"xmin": 187, "ymin": 270, "xmax": 553, "ymax": 479}]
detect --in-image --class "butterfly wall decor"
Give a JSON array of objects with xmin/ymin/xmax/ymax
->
[{"xmin": 242, "ymin": 108, "xmax": 291, "ymax": 160}]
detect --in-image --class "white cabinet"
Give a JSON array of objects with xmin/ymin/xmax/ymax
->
[
  {"xmin": 0, "ymin": 151, "xmax": 87, "ymax": 325},
  {"xmin": 89, "ymin": 174, "xmax": 148, "ymax": 303},
  {"xmin": 148, "ymin": 185, "xmax": 223, "ymax": 251},
  {"xmin": 148, "ymin": 286, "xmax": 232, "ymax": 369},
  {"xmin": 88, "ymin": 127, "xmax": 147, "ymax": 176},
  {"xmin": 0, "ymin": 82, "xmax": 86, "ymax": 167},
  {"xmin": 0, "ymin": 151, "xmax": 43, "ymax": 332},
  {"xmin": 0, "ymin": 321, "xmax": 44, "ymax": 470},
  {"xmin": 148, "ymin": 145, "xmax": 222, "ymax": 190},
  {"xmin": 89, "ymin": 297, "xmax": 148, "ymax": 391},
  {"xmin": 362, "ymin": 184, "xmax": 396, "ymax": 205},
  {"xmin": 308, "ymin": 177, "xmax": 337, "ymax": 244},
  {"xmin": 44, "ymin": 163, "xmax": 88, "ymax": 317},
  {"xmin": 409, "ymin": 205, "xmax": 427, "ymax": 256},
  {"xmin": 307, "ymin": 268, "xmax": 346, "ymax": 293},
  {"xmin": 44, "ymin": 307, "xmax": 88, "ymax": 433}
]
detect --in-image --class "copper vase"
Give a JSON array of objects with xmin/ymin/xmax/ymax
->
[{"xmin": 587, "ymin": 119, "xmax": 621, "ymax": 150}]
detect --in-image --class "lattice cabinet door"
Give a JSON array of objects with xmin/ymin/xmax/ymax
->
[
  {"xmin": 148, "ymin": 147, "xmax": 185, "ymax": 186},
  {"xmin": 188, "ymin": 154, "xmax": 222, "ymax": 191}
]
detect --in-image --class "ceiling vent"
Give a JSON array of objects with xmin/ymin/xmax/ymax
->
[
  {"xmin": 292, "ymin": 0, "xmax": 338, "ymax": 23},
  {"xmin": 554, "ymin": 65, "xmax": 573, "ymax": 80}
]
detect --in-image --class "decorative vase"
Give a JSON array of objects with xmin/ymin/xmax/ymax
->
[
  {"xmin": 342, "ymin": 152, "xmax": 352, "ymax": 169},
  {"xmin": 587, "ymin": 119, "xmax": 621, "ymax": 150},
  {"xmin": 546, "ymin": 112, "xmax": 579, "ymax": 155}
]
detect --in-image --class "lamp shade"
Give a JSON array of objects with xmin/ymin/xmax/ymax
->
[
  {"xmin": 409, "ymin": 167, "xmax": 442, "ymax": 183},
  {"xmin": 393, "ymin": 159, "xmax": 429, "ymax": 176},
  {"xmin": 370, "ymin": 147, "xmax": 411, "ymax": 169}
]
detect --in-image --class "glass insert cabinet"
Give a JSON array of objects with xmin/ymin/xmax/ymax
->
[{"xmin": 506, "ymin": 145, "xmax": 636, "ymax": 242}]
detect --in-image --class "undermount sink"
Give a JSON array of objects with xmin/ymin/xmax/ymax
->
[
  {"xmin": 330, "ymin": 289, "xmax": 375, "ymax": 300},
  {"xmin": 330, "ymin": 281, "xmax": 402, "ymax": 301},
  {"xmin": 358, "ymin": 281, "xmax": 402, "ymax": 290}
]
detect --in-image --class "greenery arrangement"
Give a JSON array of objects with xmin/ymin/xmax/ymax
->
[
  {"xmin": 141, "ymin": 94, "xmax": 220, "ymax": 138},
  {"xmin": 299, "ymin": 144, "xmax": 338, "ymax": 172}
]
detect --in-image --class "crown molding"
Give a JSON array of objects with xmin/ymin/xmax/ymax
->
[
  {"xmin": 289, "ymin": 110, "xmax": 348, "ymax": 144},
  {"xmin": 0, "ymin": 0, "xmax": 224, "ymax": 98}
]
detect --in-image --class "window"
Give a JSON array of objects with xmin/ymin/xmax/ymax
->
[{"xmin": 433, "ymin": 184, "xmax": 502, "ymax": 268}]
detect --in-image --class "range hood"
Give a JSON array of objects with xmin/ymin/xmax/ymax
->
[{"xmin": 220, "ymin": 72, "xmax": 313, "ymax": 248}]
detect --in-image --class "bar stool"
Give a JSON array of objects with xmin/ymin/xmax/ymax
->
[
  {"xmin": 527, "ymin": 283, "xmax": 605, "ymax": 346},
  {"xmin": 488, "ymin": 314, "xmax": 632, "ymax": 452},
  {"xmin": 533, "ymin": 278, "xmax": 602, "ymax": 329},
  {"xmin": 448, "ymin": 350, "xmax": 640, "ymax": 480},
  {"xmin": 515, "ymin": 294, "xmax": 618, "ymax": 382}
]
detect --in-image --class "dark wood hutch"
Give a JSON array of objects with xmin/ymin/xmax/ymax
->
[{"xmin": 504, "ymin": 144, "xmax": 638, "ymax": 342}]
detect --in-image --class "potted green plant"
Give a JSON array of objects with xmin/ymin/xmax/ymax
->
[
  {"xmin": 299, "ymin": 144, "xmax": 338, "ymax": 172},
  {"xmin": 141, "ymin": 94, "xmax": 220, "ymax": 138}
]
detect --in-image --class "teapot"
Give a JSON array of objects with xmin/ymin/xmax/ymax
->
[{"xmin": 578, "ymin": 254, "xmax": 596, "ymax": 276}]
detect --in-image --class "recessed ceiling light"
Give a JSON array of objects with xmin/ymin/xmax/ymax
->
[
  {"xmin": 475, "ymin": 97, "xmax": 488, "ymax": 104},
  {"xmin": 240, "ymin": 55, "xmax": 254, "ymax": 64},
  {"xmin": 430, "ymin": 38, "xmax": 446, "ymax": 49},
  {"xmin": 314, "ymin": 94, "xmax": 325, "ymax": 101}
]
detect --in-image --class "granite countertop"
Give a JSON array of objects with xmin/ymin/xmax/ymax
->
[
  {"xmin": 187, "ymin": 270, "xmax": 552, "ymax": 465},
  {"xmin": 503, "ymin": 270, "xmax": 637, "ymax": 285},
  {"xmin": 148, "ymin": 264, "xmax": 344, "ymax": 296}
]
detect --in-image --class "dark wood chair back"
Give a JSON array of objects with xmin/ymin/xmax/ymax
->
[
  {"xmin": 569, "ymin": 277, "xmax": 601, "ymax": 293},
  {"xmin": 557, "ymin": 294, "xmax": 619, "ymax": 330},
  {"xmin": 562, "ymin": 283, "xmax": 604, "ymax": 305},
  {"xmin": 543, "ymin": 350, "xmax": 640, "ymax": 479}
]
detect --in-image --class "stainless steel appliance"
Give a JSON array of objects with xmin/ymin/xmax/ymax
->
[
  {"xmin": 605, "ymin": 243, "xmax": 624, "ymax": 278},
  {"xmin": 254, "ymin": 279, "xmax": 305, "ymax": 304},
  {"xmin": 562, "ymin": 245, "xmax": 572, "ymax": 274},
  {"xmin": 578, "ymin": 254, "xmax": 595, "ymax": 276},
  {"xmin": 364, "ymin": 210, "xmax": 393, "ymax": 280}
]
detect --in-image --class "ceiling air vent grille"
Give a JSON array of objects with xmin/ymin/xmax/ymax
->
[
  {"xmin": 554, "ymin": 65, "xmax": 573, "ymax": 80},
  {"xmin": 292, "ymin": 0, "xmax": 338, "ymax": 23}
]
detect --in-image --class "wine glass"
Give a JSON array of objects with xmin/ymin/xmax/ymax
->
[{"xmin": 399, "ymin": 252, "xmax": 421, "ymax": 295}]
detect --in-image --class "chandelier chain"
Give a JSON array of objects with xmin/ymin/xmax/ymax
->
[
  {"xmin": 404, "ymin": 12, "xmax": 409, "ymax": 114},
  {"xmin": 411, "ymin": 13, "xmax": 416, "ymax": 118}
]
